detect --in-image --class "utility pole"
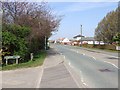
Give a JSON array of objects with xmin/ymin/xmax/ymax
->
[
  {"xmin": 80, "ymin": 25, "xmax": 82, "ymax": 47},
  {"xmin": 45, "ymin": 36, "xmax": 46, "ymax": 50}
]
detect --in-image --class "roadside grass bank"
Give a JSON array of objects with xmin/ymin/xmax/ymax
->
[
  {"xmin": 81, "ymin": 46, "xmax": 119, "ymax": 53},
  {"xmin": 73, "ymin": 44, "xmax": 119, "ymax": 53},
  {"xmin": 2, "ymin": 51, "xmax": 46, "ymax": 71}
]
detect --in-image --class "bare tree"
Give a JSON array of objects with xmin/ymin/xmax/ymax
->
[{"xmin": 2, "ymin": 0, "xmax": 61, "ymax": 52}]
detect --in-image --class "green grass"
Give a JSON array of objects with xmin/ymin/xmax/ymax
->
[
  {"xmin": 83, "ymin": 46, "xmax": 119, "ymax": 53},
  {"xmin": 74, "ymin": 45, "xmax": 119, "ymax": 53},
  {"xmin": 2, "ymin": 51, "xmax": 46, "ymax": 71}
]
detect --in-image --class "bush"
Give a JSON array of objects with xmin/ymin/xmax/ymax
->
[{"xmin": 2, "ymin": 24, "xmax": 31, "ymax": 64}]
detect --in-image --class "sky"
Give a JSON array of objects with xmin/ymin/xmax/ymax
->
[
  {"xmin": 5, "ymin": 0, "xmax": 119, "ymax": 40},
  {"xmin": 48, "ymin": 2, "xmax": 118, "ymax": 40}
]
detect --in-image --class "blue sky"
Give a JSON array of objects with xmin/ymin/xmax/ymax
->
[{"xmin": 48, "ymin": 2, "xmax": 118, "ymax": 40}]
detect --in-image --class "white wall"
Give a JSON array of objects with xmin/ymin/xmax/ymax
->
[
  {"xmin": 74, "ymin": 37, "xmax": 81, "ymax": 41},
  {"xmin": 82, "ymin": 41, "xmax": 105, "ymax": 45},
  {"xmin": 88, "ymin": 41, "xmax": 94, "ymax": 44},
  {"xmin": 94, "ymin": 41, "xmax": 104, "ymax": 45}
]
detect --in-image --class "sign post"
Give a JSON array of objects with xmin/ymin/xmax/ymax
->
[{"xmin": 4, "ymin": 56, "xmax": 20, "ymax": 65}]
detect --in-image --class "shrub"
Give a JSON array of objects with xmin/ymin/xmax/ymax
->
[{"xmin": 2, "ymin": 24, "xmax": 31, "ymax": 64}]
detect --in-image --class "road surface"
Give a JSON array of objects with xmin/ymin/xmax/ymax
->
[{"xmin": 53, "ymin": 44, "xmax": 118, "ymax": 88}]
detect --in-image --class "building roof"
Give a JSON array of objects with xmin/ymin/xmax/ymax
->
[
  {"xmin": 81, "ymin": 37, "xmax": 95, "ymax": 41},
  {"xmin": 73, "ymin": 34, "xmax": 85, "ymax": 38}
]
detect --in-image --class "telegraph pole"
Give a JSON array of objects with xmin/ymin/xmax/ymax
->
[
  {"xmin": 45, "ymin": 36, "xmax": 46, "ymax": 50},
  {"xmin": 80, "ymin": 25, "xmax": 82, "ymax": 47}
]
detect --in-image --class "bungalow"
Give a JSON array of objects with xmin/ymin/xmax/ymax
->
[
  {"xmin": 73, "ymin": 34, "xmax": 104, "ymax": 45},
  {"xmin": 81, "ymin": 37, "xmax": 94, "ymax": 44}
]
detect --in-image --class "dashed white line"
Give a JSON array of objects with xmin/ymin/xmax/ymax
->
[
  {"xmin": 83, "ymin": 53, "xmax": 85, "ymax": 55},
  {"xmin": 83, "ymin": 82, "xmax": 88, "ymax": 86},
  {"xmin": 69, "ymin": 49, "xmax": 118, "ymax": 69},
  {"xmin": 79, "ymin": 71, "xmax": 88, "ymax": 87},
  {"xmin": 64, "ymin": 56, "xmax": 66, "ymax": 59},
  {"xmin": 92, "ymin": 57, "xmax": 96, "ymax": 60},
  {"xmin": 69, "ymin": 62, "xmax": 71, "ymax": 65}
]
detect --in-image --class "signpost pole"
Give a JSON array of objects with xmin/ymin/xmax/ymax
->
[
  {"xmin": 6, "ymin": 59, "xmax": 8, "ymax": 65},
  {"xmin": 16, "ymin": 58, "xmax": 18, "ymax": 64}
]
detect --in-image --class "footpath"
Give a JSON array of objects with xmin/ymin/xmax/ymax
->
[
  {"xmin": 40, "ymin": 48, "xmax": 78, "ymax": 88},
  {"xmin": 2, "ymin": 48, "xmax": 79, "ymax": 88}
]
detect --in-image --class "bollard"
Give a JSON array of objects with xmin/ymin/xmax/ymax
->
[{"xmin": 6, "ymin": 59, "xmax": 8, "ymax": 65}]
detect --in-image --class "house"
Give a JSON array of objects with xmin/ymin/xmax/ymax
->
[
  {"xmin": 61, "ymin": 38, "xmax": 71, "ymax": 45},
  {"xmin": 81, "ymin": 37, "xmax": 105, "ymax": 45},
  {"xmin": 73, "ymin": 34, "xmax": 105, "ymax": 45},
  {"xmin": 81, "ymin": 37, "xmax": 95, "ymax": 44}
]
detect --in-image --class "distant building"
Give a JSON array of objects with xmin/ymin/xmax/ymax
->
[
  {"xmin": 73, "ymin": 34, "xmax": 85, "ymax": 41},
  {"xmin": 73, "ymin": 35, "xmax": 105, "ymax": 45},
  {"xmin": 62, "ymin": 38, "xmax": 71, "ymax": 45},
  {"xmin": 81, "ymin": 37, "xmax": 95, "ymax": 44},
  {"xmin": 57, "ymin": 38, "xmax": 65, "ymax": 43}
]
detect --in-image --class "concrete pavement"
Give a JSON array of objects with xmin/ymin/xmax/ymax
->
[
  {"xmin": 40, "ymin": 48, "xmax": 78, "ymax": 88},
  {"xmin": 2, "ymin": 48, "xmax": 79, "ymax": 88},
  {"xmin": 0, "ymin": 71, "xmax": 2, "ymax": 89},
  {"xmin": 2, "ymin": 66, "xmax": 43, "ymax": 88}
]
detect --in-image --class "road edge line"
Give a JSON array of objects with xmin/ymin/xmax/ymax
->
[{"xmin": 36, "ymin": 66, "xmax": 44, "ymax": 88}]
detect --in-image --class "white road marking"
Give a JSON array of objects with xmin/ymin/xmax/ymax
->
[
  {"xmin": 36, "ymin": 66, "xmax": 44, "ymax": 88},
  {"xmin": 64, "ymin": 63, "xmax": 82, "ymax": 88},
  {"xmin": 69, "ymin": 62, "xmax": 71, "ymax": 65},
  {"xmin": 92, "ymin": 57, "xmax": 96, "ymax": 60},
  {"xmin": 79, "ymin": 71, "xmax": 88, "ymax": 87},
  {"xmin": 68, "ymin": 62, "xmax": 74, "ymax": 69},
  {"xmin": 103, "ymin": 61, "xmax": 118, "ymax": 68},
  {"xmin": 83, "ymin": 82, "xmax": 88, "ymax": 86},
  {"xmin": 67, "ymin": 48, "xmax": 119, "ymax": 69},
  {"xmin": 64, "ymin": 56, "xmax": 66, "ymax": 59},
  {"xmin": 83, "ymin": 53, "xmax": 85, "ymax": 55}
]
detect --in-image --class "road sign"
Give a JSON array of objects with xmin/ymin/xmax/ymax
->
[
  {"xmin": 4, "ymin": 55, "xmax": 20, "ymax": 65},
  {"xmin": 4, "ymin": 56, "xmax": 20, "ymax": 59}
]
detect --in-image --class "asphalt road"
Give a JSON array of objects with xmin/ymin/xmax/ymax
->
[{"xmin": 53, "ymin": 44, "xmax": 118, "ymax": 88}]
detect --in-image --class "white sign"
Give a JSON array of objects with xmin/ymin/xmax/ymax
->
[{"xmin": 4, "ymin": 56, "xmax": 20, "ymax": 60}]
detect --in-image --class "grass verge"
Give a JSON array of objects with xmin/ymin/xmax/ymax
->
[
  {"xmin": 82, "ymin": 46, "xmax": 119, "ymax": 53},
  {"xmin": 2, "ymin": 51, "xmax": 46, "ymax": 71}
]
